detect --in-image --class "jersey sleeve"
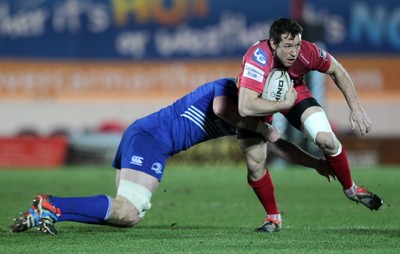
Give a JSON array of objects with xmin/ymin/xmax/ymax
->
[
  {"xmin": 213, "ymin": 78, "xmax": 238, "ymax": 100},
  {"xmin": 307, "ymin": 42, "xmax": 331, "ymax": 73},
  {"xmin": 237, "ymin": 42, "xmax": 272, "ymax": 94}
]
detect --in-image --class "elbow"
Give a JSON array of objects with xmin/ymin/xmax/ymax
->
[
  {"xmin": 238, "ymin": 107, "xmax": 251, "ymax": 117},
  {"xmin": 238, "ymin": 96, "xmax": 257, "ymax": 117},
  {"xmin": 213, "ymin": 102, "xmax": 226, "ymax": 118}
]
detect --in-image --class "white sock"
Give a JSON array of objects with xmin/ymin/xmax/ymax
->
[
  {"xmin": 344, "ymin": 183, "xmax": 357, "ymax": 196},
  {"xmin": 268, "ymin": 214, "xmax": 281, "ymax": 221}
]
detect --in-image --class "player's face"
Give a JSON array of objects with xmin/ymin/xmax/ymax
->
[{"xmin": 273, "ymin": 33, "xmax": 302, "ymax": 67}]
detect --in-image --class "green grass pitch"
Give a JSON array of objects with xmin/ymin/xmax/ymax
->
[{"xmin": 0, "ymin": 164, "xmax": 399, "ymax": 253}]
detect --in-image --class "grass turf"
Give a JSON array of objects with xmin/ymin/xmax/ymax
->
[{"xmin": 0, "ymin": 164, "xmax": 399, "ymax": 253}]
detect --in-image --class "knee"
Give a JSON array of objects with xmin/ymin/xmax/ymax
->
[
  {"xmin": 117, "ymin": 197, "xmax": 144, "ymax": 227},
  {"xmin": 107, "ymin": 196, "xmax": 144, "ymax": 227},
  {"xmin": 246, "ymin": 156, "xmax": 264, "ymax": 171},
  {"xmin": 315, "ymin": 131, "xmax": 340, "ymax": 154},
  {"xmin": 238, "ymin": 140, "xmax": 267, "ymax": 181},
  {"xmin": 246, "ymin": 157, "xmax": 267, "ymax": 181},
  {"xmin": 246, "ymin": 153, "xmax": 266, "ymax": 181},
  {"xmin": 243, "ymin": 145, "xmax": 266, "ymax": 169},
  {"xmin": 109, "ymin": 178, "xmax": 153, "ymax": 227}
]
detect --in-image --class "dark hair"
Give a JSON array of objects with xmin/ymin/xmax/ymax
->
[{"xmin": 269, "ymin": 18, "xmax": 303, "ymax": 44}]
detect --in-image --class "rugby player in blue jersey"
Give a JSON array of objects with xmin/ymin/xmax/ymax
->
[{"xmin": 10, "ymin": 78, "xmax": 334, "ymax": 235}]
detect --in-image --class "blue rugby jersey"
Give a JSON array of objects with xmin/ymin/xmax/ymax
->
[{"xmin": 135, "ymin": 78, "xmax": 237, "ymax": 155}]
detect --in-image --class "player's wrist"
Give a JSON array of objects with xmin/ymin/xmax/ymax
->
[{"xmin": 258, "ymin": 122, "xmax": 281, "ymax": 143}]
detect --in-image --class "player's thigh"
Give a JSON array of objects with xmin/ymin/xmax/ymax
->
[
  {"xmin": 115, "ymin": 169, "xmax": 121, "ymax": 188},
  {"xmin": 119, "ymin": 168, "xmax": 159, "ymax": 193},
  {"xmin": 114, "ymin": 169, "xmax": 160, "ymax": 192},
  {"xmin": 238, "ymin": 138, "xmax": 267, "ymax": 166},
  {"xmin": 300, "ymin": 105, "xmax": 323, "ymax": 123},
  {"xmin": 237, "ymin": 128, "xmax": 267, "ymax": 164},
  {"xmin": 113, "ymin": 128, "xmax": 170, "ymax": 182}
]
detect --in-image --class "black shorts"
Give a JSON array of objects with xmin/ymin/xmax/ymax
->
[{"xmin": 285, "ymin": 97, "xmax": 320, "ymax": 130}]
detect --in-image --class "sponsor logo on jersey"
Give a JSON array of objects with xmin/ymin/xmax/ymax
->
[
  {"xmin": 130, "ymin": 155, "xmax": 144, "ymax": 166},
  {"xmin": 243, "ymin": 63, "xmax": 264, "ymax": 82},
  {"xmin": 317, "ymin": 47, "xmax": 328, "ymax": 61},
  {"xmin": 151, "ymin": 162, "xmax": 163, "ymax": 174},
  {"xmin": 252, "ymin": 48, "xmax": 267, "ymax": 66}
]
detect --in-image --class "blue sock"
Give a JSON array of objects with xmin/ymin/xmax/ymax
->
[
  {"xmin": 50, "ymin": 195, "xmax": 111, "ymax": 224},
  {"xmin": 58, "ymin": 214, "xmax": 104, "ymax": 224}
]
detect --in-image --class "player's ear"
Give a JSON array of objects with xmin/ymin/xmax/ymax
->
[{"xmin": 270, "ymin": 39, "xmax": 277, "ymax": 50}]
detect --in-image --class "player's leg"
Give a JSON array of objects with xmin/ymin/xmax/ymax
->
[
  {"xmin": 10, "ymin": 126, "xmax": 168, "ymax": 234},
  {"xmin": 300, "ymin": 106, "xmax": 350, "ymax": 184},
  {"xmin": 49, "ymin": 168, "xmax": 158, "ymax": 226},
  {"xmin": 10, "ymin": 169, "xmax": 158, "ymax": 235},
  {"xmin": 106, "ymin": 169, "xmax": 158, "ymax": 226},
  {"xmin": 54, "ymin": 130, "xmax": 165, "ymax": 227},
  {"xmin": 237, "ymin": 128, "xmax": 282, "ymax": 233},
  {"xmin": 268, "ymin": 139, "xmax": 336, "ymax": 181},
  {"xmin": 283, "ymin": 91, "xmax": 351, "ymax": 187},
  {"xmin": 299, "ymin": 105, "xmax": 383, "ymax": 210}
]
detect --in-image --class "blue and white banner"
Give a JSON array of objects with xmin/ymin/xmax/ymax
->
[
  {"xmin": 0, "ymin": 0, "xmax": 288, "ymax": 59},
  {"xmin": 0, "ymin": 0, "xmax": 399, "ymax": 60}
]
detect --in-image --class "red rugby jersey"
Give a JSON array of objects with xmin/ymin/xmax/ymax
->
[{"xmin": 237, "ymin": 39, "xmax": 331, "ymax": 94}]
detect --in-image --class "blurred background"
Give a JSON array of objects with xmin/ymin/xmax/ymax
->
[{"xmin": 0, "ymin": 0, "xmax": 399, "ymax": 168}]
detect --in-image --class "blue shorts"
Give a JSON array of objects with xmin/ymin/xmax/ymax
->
[{"xmin": 112, "ymin": 123, "xmax": 171, "ymax": 181}]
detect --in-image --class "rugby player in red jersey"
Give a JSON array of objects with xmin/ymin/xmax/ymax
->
[{"xmin": 236, "ymin": 18, "xmax": 383, "ymax": 233}]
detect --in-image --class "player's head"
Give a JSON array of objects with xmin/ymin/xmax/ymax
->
[{"xmin": 269, "ymin": 18, "xmax": 303, "ymax": 67}]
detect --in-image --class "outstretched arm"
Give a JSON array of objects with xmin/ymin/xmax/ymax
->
[
  {"xmin": 326, "ymin": 56, "xmax": 372, "ymax": 135},
  {"xmin": 268, "ymin": 139, "xmax": 336, "ymax": 181}
]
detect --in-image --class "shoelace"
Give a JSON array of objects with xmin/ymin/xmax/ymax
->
[
  {"xmin": 40, "ymin": 204, "xmax": 61, "ymax": 222},
  {"xmin": 356, "ymin": 186, "xmax": 369, "ymax": 194},
  {"xmin": 263, "ymin": 217, "xmax": 281, "ymax": 225}
]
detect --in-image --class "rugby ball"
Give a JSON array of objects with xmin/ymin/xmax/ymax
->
[{"xmin": 261, "ymin": 69, "xmax": 291, "ymax": 101}]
